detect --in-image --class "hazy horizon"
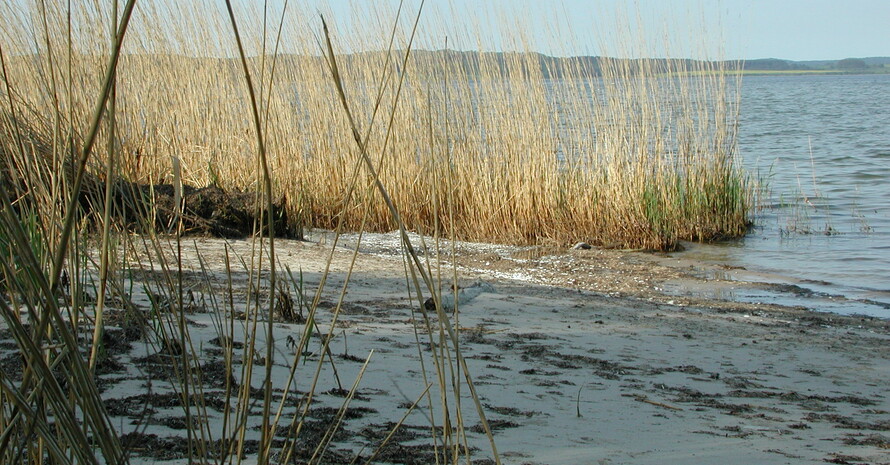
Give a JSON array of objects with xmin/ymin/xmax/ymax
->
[{"xmin": 306, "ymin": 0, "xmax": 890, "ymax": 62}]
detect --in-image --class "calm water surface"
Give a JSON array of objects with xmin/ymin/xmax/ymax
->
[{"xmin": 682, "ymin": 74, "xmax": 890, "ymax": 317}]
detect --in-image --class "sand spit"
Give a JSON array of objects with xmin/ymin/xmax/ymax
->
[{"xmin": 5, "ymin": 233, "xmax": 887, "ymax": 464}]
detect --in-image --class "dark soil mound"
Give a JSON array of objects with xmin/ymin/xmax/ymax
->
[
  {"xmin": 141, "ymin": 183, "xmax": 298, "ymax": 238},
  {"xmin": 79, "ymin": 180, "xmax": 301, "ymax": 239},
  {"xmin": 1, "ymin": 116, "xmax": 300, "ymax": 240}
]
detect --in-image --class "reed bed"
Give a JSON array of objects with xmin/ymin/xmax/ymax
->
[{"xmin": 1, "ymin": 0, "xmax": 750, "ymax": 251}]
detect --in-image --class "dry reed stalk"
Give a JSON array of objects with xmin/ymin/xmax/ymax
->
[{"xmin": 1, "ymin": 1, "xmax": 749, "ymax": 250}]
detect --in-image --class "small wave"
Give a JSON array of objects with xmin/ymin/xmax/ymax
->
[{"xmin": 852, "ymin": 171, "xmax": 889, "ymax": 181}]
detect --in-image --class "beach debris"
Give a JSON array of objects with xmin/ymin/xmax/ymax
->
[
  {"xmin": 275, "ymin": 287, "xmax": 305, "ymax": 323},
  {"xmin": 424, "ymin": 281, "xmax": 493, "ymax": 312},
  {"xmin": 629, "ymin": 393, "xmax": 683, "ymax": 411}
]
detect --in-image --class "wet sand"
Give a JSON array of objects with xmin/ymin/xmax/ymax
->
[{"xmin": 7, "ymin": 233, "xmax": 886, "ymax": 464}]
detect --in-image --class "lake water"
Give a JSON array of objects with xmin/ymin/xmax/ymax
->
[{"xmin": 680, "ymin": 74, "xmax": 890, "ymax": 318}]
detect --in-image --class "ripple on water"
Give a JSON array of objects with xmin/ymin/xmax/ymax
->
[{"xmin": 720, "ymin": 74, "xmax": 890, "ymax": 317}]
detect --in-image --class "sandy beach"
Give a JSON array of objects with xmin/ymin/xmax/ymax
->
[{"xmin": 8, "ymin": 232, "xmax": 887, "ymax": 465}]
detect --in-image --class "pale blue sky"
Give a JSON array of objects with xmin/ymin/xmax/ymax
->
[
  {"xmin": 8, "ymin": 0, "xmax": 885, "ymax": 61},
  {"xmin": 309, "ymin": 0, "xmax": 890, "ymax": 61},
  {"xmin": 559, "ymin": 0, "xmax": 890, "ymax": 60}
]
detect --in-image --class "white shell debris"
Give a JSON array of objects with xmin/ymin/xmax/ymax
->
[{"xmin": 424, "ymin": 281, "xmax": 493, "ymax": 311}]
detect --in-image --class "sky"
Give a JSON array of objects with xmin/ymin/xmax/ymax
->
[
  {"xmin": 310, "ymin": 0, "xmax": 890, "ymax": 61},
  {"xmin": 7, "ymin": 0, "xmax": 886, "ymax": 61},
  {"xmin": 675, "ymin": 0, "xmax": 890, "ymax": 60}
]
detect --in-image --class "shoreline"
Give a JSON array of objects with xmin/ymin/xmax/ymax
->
[
  {"xmin": 5, "ymin": 233, "xmax": 887, "ymax": 464},
  {"xmin": 316, "ymin": 230, "xmax": 890, "ymax": 323}
]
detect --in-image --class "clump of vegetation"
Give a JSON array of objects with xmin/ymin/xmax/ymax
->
[{"xmin": 1, "ymin": 1, "xmax": 750, "ymax": 251}]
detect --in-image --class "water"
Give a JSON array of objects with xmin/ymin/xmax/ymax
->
[{"xmin": 681, "ymin": 74, "xmax": 890, "ymax": 317}]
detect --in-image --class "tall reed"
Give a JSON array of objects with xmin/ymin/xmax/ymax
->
[{"xmin": 1, "ymin": 1, "xmax": 750, "ymax": 251}]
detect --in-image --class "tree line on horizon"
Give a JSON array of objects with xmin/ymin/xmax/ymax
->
[
  {"xmin": 284, "ymin": 51, "xmax": 890, "ymax": 77},
  {"xmin": 740, "ymin": 56, "xmax": 890, "ymax": 71}
]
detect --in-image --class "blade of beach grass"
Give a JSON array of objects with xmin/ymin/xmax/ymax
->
[
  {"xmin": 260, "ymin": 0, "xmax": 292, "ymax": 157},
  {"xmin": 170, "ymin": 151, "xmax": 199, "ymax": 464},
  {"xmin": 421, "ymin": 42, "xmax": 473, "ymax": 456},
  {"xmin": 309, "ymin": 350, "xmax": 374, "ymax": 464},
  {"xmin": 0, "ymin": 370, "xmax": 75, "ymax": 465},
  {"xmin": 89, "ymin": 0, "xmax": 120, "ymax": 374},
  {"xmin": 0, "ymin": 97, "xmax": 127, "ymax": 465},
  {"xmin": 221, "ymin": 1, "xmax": 279, "ymax": 463},
  {"xmin": 400, "ymin": 257, "xmax": 446, "ymax": 457},
  {"xmin": 49, "ymin": 0, "xmax": 137, "ymax": 295},
  {"xmin": 280, "ymin": 224, "xmax": 377, "ymax": 463},
  {"xmin": 357, "ymin": 382, "xmax": 434, "ymax": 465},
  {"xmin": 318, "ymin": 8, "xmax": 502, "ymax": 463},
  {"xmin": 272, "ymin": 6, "xmax": 415, "ymax": 460},
  {"xmin": 318, "ymin": 4, "xmax": 468, "ymax": 456},
  {"xmin": 0, "ymin": 256, "xmax": 116, "ymax": 465},
  {"xmin": 442, "ymin": 37, "xmax": 471, "ymax": 456},
  {"xmin": 220, "ymin": 243, "xmax": 237, "ymax": 458},
  {"xmin": 260, "ymin": 3, "xmax": 447, "ymax": 461}
]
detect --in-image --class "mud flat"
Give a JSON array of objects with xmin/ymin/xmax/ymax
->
[{"xmin": 5, "ymin": 233, "xmax": 886, "ymax": 464}]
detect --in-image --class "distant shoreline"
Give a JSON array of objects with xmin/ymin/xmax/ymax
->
[
  {"xmin": 657, "ymin": 69, "xmax": 890, "ymax": 78},
  {"xmin": 730, "ymin": 68, "xmax": 890, "ymax": 76}
]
